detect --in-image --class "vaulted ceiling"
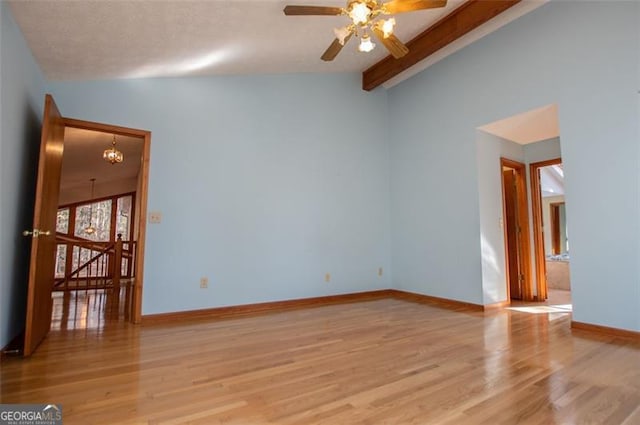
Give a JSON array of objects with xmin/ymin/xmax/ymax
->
[
  {"xmin": 9, "ymin": 0, "xmax": 545, "ymax": 89},
  {"xmin": 540, "ymin": 164, "xmax": 564, "ymax": 198},
  {"xmin": 479, "ymin": 104, "xmax": 559, "ymax": 145}
]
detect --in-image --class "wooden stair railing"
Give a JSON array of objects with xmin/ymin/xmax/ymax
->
[
  {"xmin": 54, "ymin": 241, "xmax": 114, "ymax": 291},
  {"xmin": 54, "ymin": 234, "xmax": 136, "ymax": 291},
  {"xmin": 56, "ymin": 233, "xmax": 112, "ymax": 253}
]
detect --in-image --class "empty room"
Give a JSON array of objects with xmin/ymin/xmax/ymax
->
[{"xmin": 1, "ymin": 0, "xmax": 639, "ymax": 424}]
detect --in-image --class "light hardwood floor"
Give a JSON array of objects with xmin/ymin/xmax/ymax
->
[
  {"xmin": 2, "ymin": 296, "xmax": 639, "ymax": 424},
  {"xmin": 49, "ymin": 286, "xmax": 133, "ymax": 331}
]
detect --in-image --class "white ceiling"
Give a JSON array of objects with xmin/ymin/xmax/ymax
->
[
  {"xmin": 60, "ymin": 127, "xmax": 143, "ymax": 205},
  {"xmin": 478, "ymin": 104, "xmax": 560, "ymax": 145},
  {"xmin": 9, "ymin": 0, "xmax": 467, "ymax": 81},
  {"xmin": 540, "ymin": 164, "xmax": 564, "ymax": 198},
  {"xmin": 479, "ymin": 103, "xmax": 564, "ymax": 198}
]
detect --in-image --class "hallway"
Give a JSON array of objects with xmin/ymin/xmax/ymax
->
[{"xmin": 50, "ymin": 283, "xmax": 134, "ymax": 331}]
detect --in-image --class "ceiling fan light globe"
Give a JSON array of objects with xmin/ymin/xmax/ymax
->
[
  {"xmin": 381, "ymin": 18, "xmax": 396, "ymax": 38},
  {"xmin": 358, "ymin": 34, "xmax": 375, "ymax": 52},
  {"xmin": 334, "ymin": 26, "xmax": 352, "ymax": 45},
  {"xmin": 348, "ymin": 2, "xmax": 371, "ymax": 25}
]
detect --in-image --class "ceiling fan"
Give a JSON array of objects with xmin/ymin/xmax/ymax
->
[{"xmin": 283, "ymin": 0, "xmax": 447, "ymax": 61}]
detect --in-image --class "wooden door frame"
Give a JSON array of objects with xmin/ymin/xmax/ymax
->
[
  {"xmin": 529, "ymin": 157, "xmax": 562, "ymax": 302},
  {"xmin": 500, "ymin": 158, "xmax": 533, "ymax": 301},
  {"xmin": 62, "ymin": 117, "xmax": 150, "ymax": 324}
]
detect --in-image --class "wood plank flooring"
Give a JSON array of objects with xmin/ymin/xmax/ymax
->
[
  {"xmin": 1, "ymin": 297, "xmax": 639, "ymax": 424},
  {"xmin": 50, "ymin": 286, "xmax": 133, "ymax": 331}
]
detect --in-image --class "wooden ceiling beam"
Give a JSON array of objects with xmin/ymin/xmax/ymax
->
[{"xmin": 362, "ymin": 0, "xmax": 521, "ymax": 91}]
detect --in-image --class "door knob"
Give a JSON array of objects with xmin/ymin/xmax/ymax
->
[{"xmin": 22, "ymin": 229, "xmax": 51, "ymax": 238}]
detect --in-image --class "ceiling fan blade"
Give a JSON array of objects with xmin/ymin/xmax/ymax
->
[
  {"xmin": 283, "ymin": 5, "xmax": 344, "ymax": 16},
  {"xmin": 372, "ymin": 27, "xmax": 409, "ymax": 59},
  {"xmin": 321, "ymin": 33, "xmax": 353, "ymax": 61},
  {"xmin": 382, "ymin": 0, "xmax": 447, "ymax": 14}
]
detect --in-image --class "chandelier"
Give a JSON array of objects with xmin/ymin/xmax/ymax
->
[{"xmin": 103, "ymin": 135, "xmax": 124, "ymax": 164}]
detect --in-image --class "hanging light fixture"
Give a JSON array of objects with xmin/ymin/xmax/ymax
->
[
  {"xmin": 347, "ymin": 1, "xmax": 372, "ymax": 25},
  {"xmin": 284, "ymin": 0, "xmax": 448, "ymax": 61},
  {"xmin": 332, "ymin": 1, "xmax": 391, "ymax": 55},
  {"xmin": 103, "ymin": 134, "xmax": 124, "ymax": 164},
  {"xmin": 380, "ymin": 18, "xmax": 396, "ymax": 38},
  {"xmin": 334, "ymin": 25, "xmax": 352, "ymax": 46},
  {"xmin": 358, "ymin": 34, "xmax": 375, "ymax": 52},
  {"xmin": 84, "ymin": 178, "xmax": 96, "ymax": 235}
]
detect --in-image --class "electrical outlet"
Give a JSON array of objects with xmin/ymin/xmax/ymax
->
[
  {"xmin": 200, "ymin": 277, "xmax": 209, "ymax": 289},
  {"xmin": 324, "ymin": 273, "xmax": 331, "ymax": 283},
  {"xmin": 378, "ymin": 267, "xmax": 383, "ymax": 277}
]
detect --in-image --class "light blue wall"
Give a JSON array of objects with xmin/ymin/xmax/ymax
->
[
  {"xmin": 49, "ymin": 74, "xmax": 391, "ymax": 314},
  {"xmin": 637, "ymin": 1, "xmax": 640, "ymax": 328},
  {"xmin": 388, "ymin": 1, "xmax": 640, "ymax": 331},
  {"xmin": 2, "ymin": 0, "xmax": 638, "ymax": 337},
  {"xmin": 524, "ymin": 137, "xmax": 561, "ymax": 165},
  {"xmin": 0, "ymin": 2, "xmax": 48, "ymax": 348}
]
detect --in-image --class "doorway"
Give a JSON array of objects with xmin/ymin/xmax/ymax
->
[
  {"xmin": 57, "ymin": 118, "xmax": 150, "ymax": 327},
  {"xmin": 500, "ymin": 158, "xmax": 533, "ymax": 301},
  {"xmin": 530, "ymin": 158, "xmax": 571, "ymax": 305},
  {"xmin": 22, "ymin": 95, "xmax": 151, "ymax": 355},
  {"xmin": 53, "ymin": 183, "xmax": 138, "ymax": 330}
]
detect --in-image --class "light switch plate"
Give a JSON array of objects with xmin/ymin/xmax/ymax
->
[
  {"xmin": 149, "ymin": 211, "xmax": 162, "ymax": 224},
  {"xmin": 200, "ymin": 277, "xmax": 209, "ymax": 289}
]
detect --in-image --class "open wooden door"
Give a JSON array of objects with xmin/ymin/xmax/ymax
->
[
  {"xmin": 23, "ymin": 94, "xmax": 65, "ymax": 356},
  {"xmin": 500, "ymin": 158, "xmax": 533, "ymax": 301},
  {"xmin": 503, "ymin": 169, "xmax": 523, "ymax": 299},
  {"xmin": 530, "ymin": 158, "xmax": 562, "ymax": 301}
]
